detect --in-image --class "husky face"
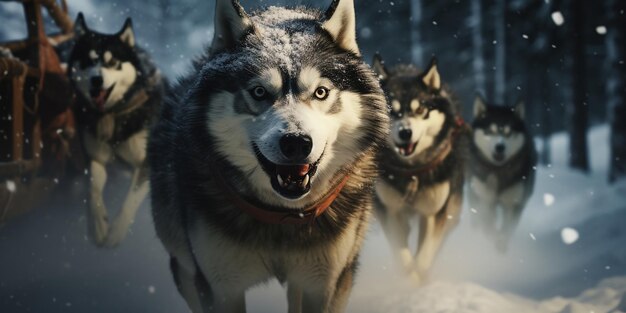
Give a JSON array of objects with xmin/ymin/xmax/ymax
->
[
  {"xmin": 68, "ymin": 13, "xmax": 140, "ymax": 112},
  {"xmin": 196, "ymin": 3, "xmax": 387, "ymax": 204},
  {"xmin": 472, "ymin": 97, "xmax": 527, "ymax": 165},
  {"xmin": 373, "ymin": 56, "xmax": 456, "ymax": 164}
]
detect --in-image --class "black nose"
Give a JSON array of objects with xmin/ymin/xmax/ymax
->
[
  {"xmin": 280, "ymin": 134, "xmax": 313, "ymax": 161},
  {"xmin": 91, "ymin": 76, "xmax": 103, "ymax": 88},
  {"xmin": 399, "ymin": 128, "xmax": 412, "ymax": 141},
  {"xmin": 495, "ymin": 143, "xmax": 505, "ymax": 153}
]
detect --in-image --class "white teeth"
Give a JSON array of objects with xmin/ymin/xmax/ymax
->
[
  {"xmin": 302, "ymin": 174, "xmax": 310, "ymax": 187},
  {"xmin": 277, "ymin": 174, "xmax": 284, "ymax": 186}
]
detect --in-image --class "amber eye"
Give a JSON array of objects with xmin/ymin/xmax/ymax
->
[
  {"xmin": 314, "ymin": 87, "xmax": 330, "ymax": 100},
  {"xmin": 105, "ymin": 58, "xmax": 121, "ymax": 69},
  {"xmin": 250, "ymin": 86, "xmax": 267, "ymax": 101}
]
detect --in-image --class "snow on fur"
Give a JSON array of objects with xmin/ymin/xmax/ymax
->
[{"xmin": 203, "ymin": 7, "xmax": 320, "ymax": 74}]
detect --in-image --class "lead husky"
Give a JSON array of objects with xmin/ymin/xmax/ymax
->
[
  {"xmin": 68, "ymin": 13, "xmax": 164, "ymax": 247},
  {"xmin": 372, "ymin": 55, "xmax": 469, "ymax": 282},
  {"xmin": 468, "ymin": 96, "xmax": 537, "ymax": 252},
  {"xmin": 148, "ymin": 0, "xmax": 388, "ymax": 312}
]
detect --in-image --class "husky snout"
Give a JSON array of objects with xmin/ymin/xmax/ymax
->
[
  {"xmin": 279, "ymin": 133, "xmax": 313, "ymax": 162},
  {"xmin": 398, "ymin": 127, "xmax": 412, "ymax": 142}
]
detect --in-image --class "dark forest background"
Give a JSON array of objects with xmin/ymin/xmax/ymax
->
[{"xmin": 1, "ymin": 0, "xmax": 625, "ymax": 180}]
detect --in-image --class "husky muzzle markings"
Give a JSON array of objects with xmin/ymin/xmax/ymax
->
[
  {"xmin": 372, "ymin": 55, "xmax": 469, "ymax": 283},
  {"xmin": 468, "ymin": 96, "xmax": 537, "ymax": 252},
  {"xmin": 68, "ymin": 14, "xmax": 164, "ymax": 247},
  {"xmin": 148, "ymin": 0, "xmax": 388, "ymax": 312}
]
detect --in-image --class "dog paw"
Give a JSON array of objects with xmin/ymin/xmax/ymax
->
[
  {"xmin": 103, "ymin": 219, "xmax": 131, "ymax": 247},
  {"xmin": 88, "ymin": 214, "xmax": 109, "ymax": 247},
  {"xmin": 407, "ymin": 271, "xmax": 424, "ymax": 286},
  {"xmin": 399, "ymin": 248, "xmax": 414, "ymax": 269}
]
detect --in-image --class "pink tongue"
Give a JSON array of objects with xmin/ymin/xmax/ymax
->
[
  {"xmin": 406, "ymin": 143, "xmax": 415, "ymax": 155},
  {"xmin": 92, "ymin": 90, "xmax": 108, "ymax": 111},
  {"xmin": 277, "ymin": 164, "xmax": 310, "ymax": 177}
]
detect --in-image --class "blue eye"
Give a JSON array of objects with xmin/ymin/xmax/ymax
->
[
  {"xmin": 314, "ymin": 87, "xmax": 329, "ymax": 100},
  {"xmin": 250, "ymin": 86, "xmax": 267, "ymax": 100}
]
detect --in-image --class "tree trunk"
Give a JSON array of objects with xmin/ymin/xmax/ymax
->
[
  {"xmin": 568, "ymin": 0, "xmax": 590, "ymax": 172},
  {"xmin": 410, "ymin": 0, "xmax": 423, "ymax": 65},
  {"xmin": 540, "ymin": 71, "xmax": 552, "ymax": 165},
  {"xmin": 606, "ymin": 0, "xmax": 626, "ymax": 182},
  {"xmin": 471, "ymin": 0, "xmax": 485, "ymax": 96},
  {"xmin": 494, "ymin": 0, "xmax": 507, "ymax": 104}
]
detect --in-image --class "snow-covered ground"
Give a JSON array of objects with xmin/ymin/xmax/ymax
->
[
  {"xmin": 347, "ymin": 125, "xmax": 626, "ymax": 313},
  {"xmin": 1, "ymin": 126, "xmax": 625, "ymax": 313}
]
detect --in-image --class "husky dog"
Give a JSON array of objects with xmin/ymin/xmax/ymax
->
[
  {"xmin": 372, "ymin": 55, "xmax": 468, "ymax": 282},
  {"xmin": 468, "ymin": 96, "xmax": 537, "ymax": 252},
  {"xmin": 68, "ymin": 13, "xmax": 164, "ymax": 247},
  {"xmin": 148, "ymin": 0, "xmax": 388, "ymax": 312}
]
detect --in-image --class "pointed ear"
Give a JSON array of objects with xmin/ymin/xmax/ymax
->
[
  {"xmin": 421, "ymin": 57, "xmax": 441, "ymax": 91},
  {"xmin": 322, "ymin": 0, "xmax": 359, "ymax": 55},
  {"xmin": 473, "ymin": 95, "xmax": 487, "ymax": 118},
  {"xmin": 210, "ymin": 0, "xmax": 253, "ymax": 54},
  {"xmin": 74, "ymin": 12, "xmax": 87, "ymax": 36},
  {"xmin": 372, "ymin": 53, "xmax": 388, "ymax": 81},
  {"xmin": 514, "ymin": 101, "xmax": 525, "ymax": 120},
  {"xmin": 118, "ymin": 18, "xmax": 135, "ymax": 47}
]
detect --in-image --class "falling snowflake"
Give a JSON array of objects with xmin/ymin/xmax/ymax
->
[
  {"xmin": 543, "ymin": 193, "xmax": 555, "ymax": 206},
  {"xmin": 148, "ymin": 285, "xmax": 156, "ymax": 294},
  {"xmin": 551, "ymin": 11, "xmax": 564, "ymax": 26},
  {"xmin": 561, "ymin": 227, "xmax": 579, "ymax": 245},
  {"xmin": 529, "ymin": 233, "xmax": 536, "ymax": 240},
  {"xmin": 596, "ymin": 26, "xmax": 607, "ymax": 35},
  {"xmin": 6, "ymin": 180, "xmax": 16, "ymax": 193}
]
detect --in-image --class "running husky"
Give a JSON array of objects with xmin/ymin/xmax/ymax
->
[
  {"xmin": 372, "ymin": 55, "xmax": 468, "ymax": 282},
  {"xmin": 468, "ymin": 96, "xmax": 536, "ymax": 252},
  {"xmin": 148, "ymin": 0, "xmax": 387, "ymax": 312},
  {"xmin": 68, "ymin": 13, "xmax": 164, "ymax": 247}
]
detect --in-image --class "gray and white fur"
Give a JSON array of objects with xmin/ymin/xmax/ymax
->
[
  {"xmin": 68, "ymin": 13, "xmax": 164, "ymax": 247},
  {"xmin": 467, "ymin": 95, "xmax": 537, "ymax": 253},
  {"xmin": 148, "ymin": 0, "xmax": 388, "ymax": 312},
  {"xmin": 372, "ymin": 55, "xmax": 469, "ymax": 283}
]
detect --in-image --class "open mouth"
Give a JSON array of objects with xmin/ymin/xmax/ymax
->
[
  {"xmin": 396, "ymin": 141, "xmax": 418, "ymax": 157},
  {"xmin": 492, "ymin": 152, "xmax": 505, "ymax": 162},
  {"xmin": 253, "ymin": 145, "xmax": 321, "ymax": 200},
  {"xmin": 90, "ymin": 83, "xmax": 115, "ymax": 111}
]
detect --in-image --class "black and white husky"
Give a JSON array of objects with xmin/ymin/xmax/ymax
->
[
  {"xmin": 148, "ymin": 0, "xmax": 388, "ymax": 312},
  {"xmin": 68, "ymin": 13, "xmax": 164, "ymax": 247},
  {"xmin": 372, "ymin": 55, "xmax": 468, "ymax": 283},
  {"xmin": 468, "ymin": 96, "xmax": 537, "ymax": 252}
]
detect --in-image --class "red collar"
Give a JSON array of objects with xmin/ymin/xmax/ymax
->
[{"xmin": 211, "ymin": 160, "xmax": 350, "ymax": 225}]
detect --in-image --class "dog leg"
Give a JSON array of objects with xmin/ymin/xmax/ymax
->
[
  {"xmin": 88, "ymin": 160, "xmax": 110, "ymax": 246},
  {"xmin": 210, "ymin": 289, "xmax": 246, "ymax": 313},
  {"xmin": 375, "ymin": 200, "xmax": 413, "ymax": 272},
  {"xmin": 414, "ymin": 214, "xmax": 437, "ymax": 279},
  {"xmin": 468, "ymin": 176, "xmax": 497, "ymax": 235},
  {"xmin": 287, "ymin": 284, "xmax": 302, "ymax": 313},
  {"xmin": 496, "ymin": 203, "xmax": 524, "ymax": 253},
  {"xmin": 327, "ymin": 262, "xmax": 356, "ymax": 313},
  {"xmin": 496, "ymin": 183, "xmax": 526, "ymax": 252},
  {"xmin": 302, "ymin": 288, "xmax": 332, "ymax": 313},
  {"xmin": 104, "ymin": 166, "xmax": 149, "ymax": 247},
  {"xmin": 414, "ymin": 191, "xmax": 463, "ymax": 279},
  {"xmin": 170, "ymin": 257, "xmax": 207, "ymax": 313}
]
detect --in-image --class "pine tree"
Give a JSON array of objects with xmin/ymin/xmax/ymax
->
[{"xmin": 606, "ymin": 0, "xmax": 626, "ymax": 182}]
